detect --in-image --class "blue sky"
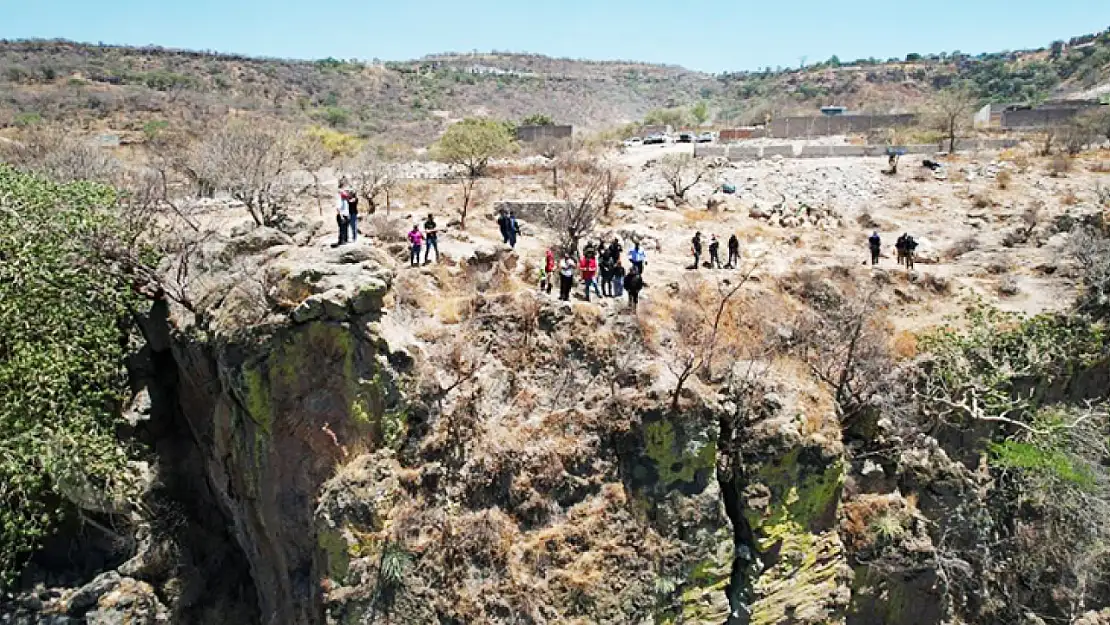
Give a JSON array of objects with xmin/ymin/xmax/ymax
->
[{"xmin": 1, "ymin": 0, "xmax": 1108, "ymax": 73}]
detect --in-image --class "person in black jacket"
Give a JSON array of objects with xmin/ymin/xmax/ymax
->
[
  {"xmin": 904, "ymin": 235, "xmax": 918, "ymax": 270},
  {"xmin": 612, "ymin": 260, "xmax": 626, "ymax": 298},
  {"xmin": 868, "ymin": 231, "xmax": 882, "ymax": 265},
  {"xmin": 345, "ymin": 186, "xmax": 360, "ymax": 242},
  {"xmin": 599, "ymin": 253, "xmax": 616, "ymax": 297},
  {"xmin": 623, "ymin": 266, "xmax": 644, "ymax": 310},
  {"xmin": 691, "ymin": 232, "xmax": 703, "ymax": 269},
  {"xmin": 708, "ymin": 235, "xmax": 722, "ymax": 269},
  {"xmin": 423, "ymin": 214, "xmax": 440, "ymax": 264},
  {"xmin": 727, "ymin": 234, "xmax": 740, "ymax": 268}
]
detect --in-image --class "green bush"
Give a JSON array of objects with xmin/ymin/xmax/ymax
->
[
  {"xmin": 989, "ymin": 440, "xmax": 1095, "ymax": 488},
  {"xmin": 0, "ymin": 165, "xmax": 141, "ymax": 589},
  {"xmin": 315, "ymin": 106, "xmax": 351, "ymax": 128}
]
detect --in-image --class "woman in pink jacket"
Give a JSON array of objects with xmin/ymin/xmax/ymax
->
[{"xmin": 407, "ymin": 225, "xmax": 424, "ymax": 267}]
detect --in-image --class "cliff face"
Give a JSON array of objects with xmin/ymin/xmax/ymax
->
[{"xmin": 8, "ymin": 223, "xmax": 1107, "ymax": 625}]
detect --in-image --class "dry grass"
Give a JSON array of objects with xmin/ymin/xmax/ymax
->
[
  {"xmin": 1089, "ymin": 161, "xmax": 1110, "ymax": 173},
  {"xmin": 996, "ymin": 169, "xmax": 1013, "ymax": 190},
  {"xmin": 486, "ymin": 161, "xmax": 549, "ymax": 177},
  {"xmin": 1061, "ymin": 189, "xmax": 1081, "ymax": 206},
  {"xmin": 1050, "ymin": 154, "xmax": 1073, "ymax": 178},
  {"xmin": 898, "ymin": 195, "xmax": 924, "ymax": 209},
  {"xmin": 892, "ymin": 330, "xmax": 919, "ymax": 360},
  {"xmin": 841, "ymin": 494, "xmax": 912, "ymax": 553},
  {"xmin": 969, "ymin": 191, "xmax": 994, "ymax": 209},
  {"xmin": 681, "ymin": 208, "xmax": 719, "ymax": 224}
]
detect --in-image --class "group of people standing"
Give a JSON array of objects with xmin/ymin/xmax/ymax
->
[
  {"xmin": 868, "ymin": 231, "xmax": 918, "ymax": 268},
  {"xmin": 406, "ymin": 216, "xmax": 441, "ymax": 266},
  {"xmin": 540, "ymin": 239, "xmax": 647, "ymax": 309},
  {"xmin": 497, "ymin": 210, "xmax": 522, "ymax": 248},
  {"xmin": 690, "ymin": 232, "xmax": 741, "ymax": 270}
]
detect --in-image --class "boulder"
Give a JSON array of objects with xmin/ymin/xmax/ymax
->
[
  {"xmin": 337, "ymin": 244, "xmax": 377, "ymax": 264},
  {"xmin": 65, "ymin": 572, "xmax": 122, "ymax": 615},
  {"xmin": 84, "ymin": 578, "xmax": 168, "ymax": 625},
  {"xmin": 470, "ymin": 246, "xmax": 509, "ymax": 265},
  {"xmin": 351, "ymin": 279, "xmax": 389, "ymax": 315},
  {"xmin": 319, "ymin": 289, "xmax": 351, "ymax": 320},
  {"xmin": 291, "ymin": 296, "xmax": 325, "ymax": 323},
  {"xmin": 227, "ymin": 227, "xmax": 294, "ymax": 257}
]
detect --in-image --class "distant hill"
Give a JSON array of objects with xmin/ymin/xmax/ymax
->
[{"xmin": 0, "ymin": 30, "xmax": 1108, "ymax": 145}]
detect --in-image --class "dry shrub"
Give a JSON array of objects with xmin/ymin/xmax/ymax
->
[
  {"xmin": 414, "ymin": 322, "xmax": 449, "ymax": 343},
  {"xmin": 393, "ymin": 272, "xmax": 434, "ymax": 312},
  {"xmin": 899, "ymin": 195, "xmax": 923, "ymax": 209},
  {"xmin": 841, "ymin": 494, "xmax": 913, "ymax": 553},
  {"xmin": 946, "ymin": 236, "xmax": 980, "ymax": 259},
  {"xmin": 996, "ymin": 169, "xmax": 1013, "ymax": 190},
  {"xmin": 1089, "ymin": 161, "xmax": 1110, "ymax": 173},
  {"xmin": 970, "ymin": 192, "xmax": 993, "ymax": 209},
  {"xmin": 486, "ymin": 161, "xmax": 548, "ymax": 177},
  {"xmin": 857, "ymin": 212, "xmax": 879, "ymax": 229},
  {"xmin": 892, "ymin": 331, "xmax": 918, "ymax": 360},
  {"xmin": 1061, "ymin": 189, "xmax": 1080, "ymax": 206},
  {"xmin": 1050, "ymin": 154, "xmax": 1072, "ymax": 177},
  {"xmin": 1096, "ymin": 183, "xmax": 1110, "ymax": 208},
  {"xmin": 917, "ymin": 272, "xmax": 951, "ymax": 295},
  {"xmin": 365, "ymin": 214, "xmax": 406, "ymax": 240},
  {"xmin": 434, "ymin": 297, "xmax": 474, "ymax": 325}
]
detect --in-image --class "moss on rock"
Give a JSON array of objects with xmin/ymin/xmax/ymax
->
[
  {"xmin": 643, "ymin": 417, "xmax": 716, "ymax": 490},
  {"xmin": 742, "ymin": 447, "xmax": 849, "ymax": 625},
  {"xmin": 318, "ymin": 527, "xmax": 351, "ymax": 583}
]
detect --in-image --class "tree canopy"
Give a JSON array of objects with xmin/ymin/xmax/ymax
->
[{"xmin": 433, "ymin": 118, "xmax": 515, "ymax": 177}]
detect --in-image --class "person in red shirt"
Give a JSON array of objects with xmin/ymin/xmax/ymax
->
[
  {"xmin": 539, "ymin": 249, "xmax": 556, "ymax": 294},
  {"xmin": 579, "ymin": 250, "xmax": 601, "ymax": 302}
]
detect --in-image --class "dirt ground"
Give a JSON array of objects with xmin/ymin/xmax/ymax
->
[{"xmin": 286, "ymin": 141, "xmax": 1109, "ymax": 334}]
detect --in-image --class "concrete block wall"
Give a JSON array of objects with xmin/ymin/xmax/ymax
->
[
  {"xmin": 727, "ymin": 147, "xmax": 762, "ymax": 161},
  {"xmin": 515, "ymin": 125, "xmax": 573, "ymax": 142},
  {"xmin": 694, "ymin": 145, "xmax": 727, "ymax": 158},
  {"xmin": 767, "ymin": 114, "xmax": 918, "ymax": 139},
  {"xmin": 761, "ymin": 145, "xmax": 796, "ymax": 158}
]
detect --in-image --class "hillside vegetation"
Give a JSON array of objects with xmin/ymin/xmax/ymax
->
[{"xmin": 1, "ymin": 30, "xmax": 1110, "ymax": 144}]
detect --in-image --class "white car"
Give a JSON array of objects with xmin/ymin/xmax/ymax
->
[
  {"xmin": 622, "ymin": 137, "xmax": 643, "ymax": 147},
  {"xmin": 697, "ymin": 132, "xmax": 714, "ymax": 143}
]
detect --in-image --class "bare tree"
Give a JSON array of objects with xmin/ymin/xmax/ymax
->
[
  {"xmin": 929, "ymin": 86, "xmax": 979, "ymax": 154},
  {"xmin": 191, "ymin": 121, "xmax": 297, "ymax": 227},
  {"xmin": 293, "ymin": 130, "xmax": 331, "ymax": 215},
  {"xmin": 600, "ymin": 164, "xmax": 626, "ymax": 217},
  {"xmin": 664, "ymin": 267, "xmax": 758, "ymax": 411},
  {"xmin": 456, "ymin": 176, "xmax": 483, "ymax": 230},
  {"xmin": 657, "ymin": 153, "xmax": 706, "ymax": 203},
  {"xmin": 549, "ymin": 160, "xmax": 606, "ymax": 255},
  {"xmin": 790, "ymin": 288, "xmax": 892, "ymax": 417},
  {"xmin": 2, "ymin": 125, "xmax": 119, "ymax": 184},
  {"xmin": 347, "ymin": 148, "xmax": 397, "ymax": 214}
]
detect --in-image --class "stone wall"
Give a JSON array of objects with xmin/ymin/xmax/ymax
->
[{"xmin": 493, "ymin": 200, "xmax": 566, "ymax": 224}]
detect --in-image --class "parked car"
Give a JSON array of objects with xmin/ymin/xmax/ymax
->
[
  {"xmin": 697, "ymin": 132, "xmax": 714, "ymax": 143},
  {"xmin": 677, "ymin": 132, "xmax": 695, "ymax": 143},
  {"xmin": 642, "ymin": 134, "xmax": 666, "ymax": 145},
  {"xmin": 622, "ymin": 137, "xmax": 643, "ymax": 147}
]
